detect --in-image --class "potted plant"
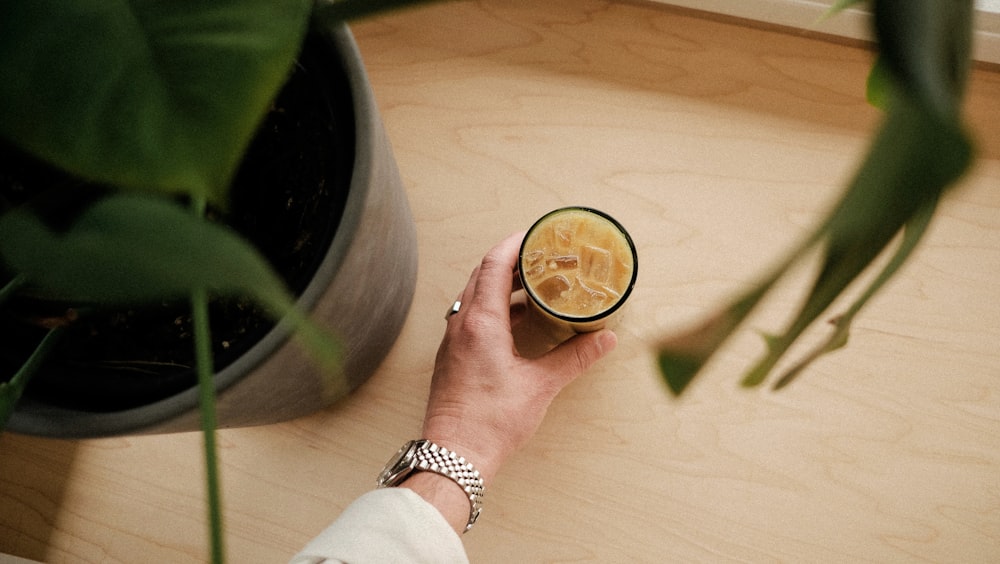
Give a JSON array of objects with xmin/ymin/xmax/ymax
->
[
  {"xmin": 0, "ymin": 0, "xmax": 428, "ymax": 561},
  {"xmin": 0, "ymin": 0, "xmax": 446, "ymax": 432}
]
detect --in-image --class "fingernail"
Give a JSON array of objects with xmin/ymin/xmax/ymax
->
[{"xmin": 599, "ymin": 329, "xmax": 618, "ymax": 353}]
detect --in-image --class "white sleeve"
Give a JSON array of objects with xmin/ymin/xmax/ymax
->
[{"xmin": 289, "ymin": 488, "xmax": 469, "ymax": 564}]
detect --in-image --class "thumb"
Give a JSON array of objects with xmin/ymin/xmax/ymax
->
[{"xmin": 535, "ymin": 329, "xmax": 618, "ymax": 389}]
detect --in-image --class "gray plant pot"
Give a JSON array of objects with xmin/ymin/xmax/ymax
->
[{"xmin": 7, "ymin": 23, "xmax": 417, "ymax": 437}]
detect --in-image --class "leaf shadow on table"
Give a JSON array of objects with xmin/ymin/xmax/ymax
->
[{"xmin": 0, "ymin": 433, "xmax": 78, "ymax": 562}]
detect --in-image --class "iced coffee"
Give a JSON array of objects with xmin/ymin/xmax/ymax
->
[{"xmin": 519, "ymin": 207, "xmax": 637, "ymax": 332}]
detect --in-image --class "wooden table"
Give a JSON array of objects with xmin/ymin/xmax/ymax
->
[{"xmin": 3, "ymin": 1, "xmax": 999, "ymax": 562}]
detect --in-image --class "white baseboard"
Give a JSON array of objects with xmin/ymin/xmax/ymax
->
[{"xmin": 648, "ymin": 0, "xmax": 1000, "ymax": 65}]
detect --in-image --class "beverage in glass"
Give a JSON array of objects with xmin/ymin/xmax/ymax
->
[{"xmin": 518, "ymin": 207, "xmax": 637, "ymax": 333}]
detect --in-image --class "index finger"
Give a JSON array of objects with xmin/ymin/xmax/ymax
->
[{"xmin": 468, "ymin": 231, "xmax": 526, "ymax": 317}]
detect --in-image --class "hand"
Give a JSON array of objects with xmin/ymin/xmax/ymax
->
[{"xmin": 402, "ymin": 231, "xmax": 617, "ymax": 533}]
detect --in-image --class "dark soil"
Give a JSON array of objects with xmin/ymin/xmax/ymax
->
[{"xmin": 0, "ymin": 33, "xmax": 355, "ymax": 411}]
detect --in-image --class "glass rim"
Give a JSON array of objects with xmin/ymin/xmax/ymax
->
[{"xmin": 517, "ymin": 206, "xmax": 638, "ymax": 323}]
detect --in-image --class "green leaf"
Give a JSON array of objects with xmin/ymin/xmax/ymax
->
[
  {"xmin": 657, "ymin": 352, "xmax": 704, "ymax": 396},
  {"xmin": 657, "ymin": 314, "xmax": 734, "ymax": 395},
  {"xmin": 0, "ymin": 194, "xmax": 294, "ymax": 311},
  {"xmin": 0, "ymin": 193, "xmax": 345, "ymax": 395},
  {"xmin": 872, "ymin": 0, "xmax": 972, "ymax": 118},
  {"xmin": 865, "ymin": 57, "xmax": 893, "ymax": 110},
  {"xmin": 740, "ymin": 91, "xmax": 971, "ymax": 388},
  {"xmin": 0, "ymin": 0, "xmax": 311, "ymax": 205},
  {"xmin": 656, "ymin": 0, "xmax": 976, "ymax": 395},
  {"xmin": 0, "ymin": 327, "xmax": 64, "ymax": 431},
  {"xmin": 772, "ymin": 198, "xmax": 938, "ymax": 390},
  {"xmin": 656, "ymin": 283, "xmax": 777, "ymax": 395},
  {"xmin": 821, "ymin": 0, "xmax": 868, "ymax": 20}
]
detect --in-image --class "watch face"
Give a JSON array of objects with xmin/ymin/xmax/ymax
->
[{"xmin": 378, "ymin": 441, "xmax": 416, "ymax": 486}]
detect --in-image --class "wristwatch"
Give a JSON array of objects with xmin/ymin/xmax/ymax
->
[{"xmin": 377, "ymin": 439, "xmax": 485, "ymax": 532}]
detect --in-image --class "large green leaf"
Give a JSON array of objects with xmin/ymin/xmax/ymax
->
[
  {"xmin": 0, "ymin": 192, "xmax": 344, "ymax": 383},
  {"xmin": 872, "ymin": 0, "xmax": 972, "ymax": 118},
  {"xmin": 658, "ymin": 283, "xmax": 776, "ymax": 395},
  {"xmin": 772, "ymin": 198, "xmax": 938, "ymax": 389},
  {"xmin": 0, "ymin": 0, "xmax": 311, "ymax": 205},
  {"xmin": 740, "ymin": 91, "xmax": 971, "ymax": 388},
  {"xmin": 0, "ymin": 194, "xmax": 293, "ymax": 309},
  {"xmin": 656, "ymin": 0, "xmax": 974, "ymax": 394}
]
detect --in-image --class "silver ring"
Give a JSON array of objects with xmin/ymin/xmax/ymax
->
[{"xmin": 445, "ymin": 300, "xmax": 462, "ymax": 319}]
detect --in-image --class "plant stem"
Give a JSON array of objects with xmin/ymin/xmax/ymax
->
[
  {"xmin": 1, "ymin": 325, "xmax": 64, "ymax": 429},
  {"xmin": 192, "ymin": 287, "xmax": 224, "ymax": 564},
  {"xmin": 0, "ymin": 275, "xmax": 26, "ymax": 306},
  {"xmin": 190, "ymin": 197, "xmax": 225, "ymax": 564}
]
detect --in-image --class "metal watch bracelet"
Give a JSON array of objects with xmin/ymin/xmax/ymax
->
[{"xmin": 378, "ymin": 439, "xmax": 485, "ymax": 532}]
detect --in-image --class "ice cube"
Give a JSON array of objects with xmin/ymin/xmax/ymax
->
[
  {"xmin": 576, "ymin": 277, "xmax": 608, "ymax": 302},
  {"xmin": 601, "ymin": 285, "xmax": 622, "ymax": 300},
  {"xmin": 552, "ymin": 220, "xmax": 576, "ymax": 253},
  {"xmin": 568, "ymin": 276, "xmax": 609, "ymax": 313},
  {"xmin": 533, "ymin": 274, "xmax": 571, "ymax": 304},
  {"xmin": 523, "ymin": 249, "xmax": 544, "ymax": 268},
  {"xmin": 547, "ymin": 255, "xmax": 578, "ymax": 271},
  {"xmin": 580, "ymin": 245, "xmax": 612, "ymax": 284},
  {"xmin": 524, "ymin": 264, "xmax": 546, "ymax": 279}
]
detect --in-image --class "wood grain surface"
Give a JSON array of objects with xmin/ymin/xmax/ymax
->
[{"xmin": 2, "ymin": 1, "xmax": 999, "ymax": 562}]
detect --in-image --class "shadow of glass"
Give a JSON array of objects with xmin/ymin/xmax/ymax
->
[{"xmin": 512, "ymin": 291, "xmax": 578, "ymax": 360}]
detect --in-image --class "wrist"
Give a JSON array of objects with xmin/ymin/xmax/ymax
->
[
  {"xmin": 421, "ymin": 421, "xmax": 503, "ymax": 485},
  {"xmin": 378, "ymin": 439, "xmax": 486, "ymax": 533}
]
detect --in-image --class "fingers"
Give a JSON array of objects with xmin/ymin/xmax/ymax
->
[
  {"xmin": 509, "ymin": 299, "xmax": 528, "ymax": 328},
  {"xmin": 535, "ymin": 329, "xmax": 618, "ymax": 389},
  {"xmin": 511, "ymin": 270, "xmax": 523, "ymax": 293},
  {"xmin": 467, "ymin": 231, "xmax": 526, "ymax": 318}
]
